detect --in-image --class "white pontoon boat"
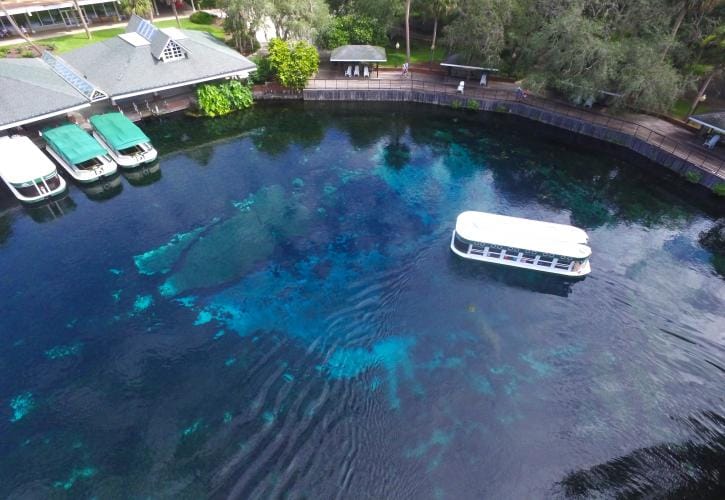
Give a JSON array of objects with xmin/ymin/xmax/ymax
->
[
  {"xmin": 43, "ymin": 124, "xmax": 117, "ymax": 183},
  {"xmin": 0, "ymin": 136, "xmax": 67, "ymax": 204},
  {"xmin": 89, "ymin": 113, "xmax": 157, "ymax": 168},
  {"xmin": 451, "ymin": 211, "xmax": 592, "ymax": 277}
]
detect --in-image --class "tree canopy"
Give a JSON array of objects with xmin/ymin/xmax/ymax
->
[
  {"xmin": 268, "ymin": 37, "xmax": 320, "ymax": 90},
  {"xmin": 223, "ymin": 0, "xmax": 724, "ymax": 113}
]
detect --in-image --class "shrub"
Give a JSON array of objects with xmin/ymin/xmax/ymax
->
[
  {"xmin": 684, "ymin": 170, "xmax": 702, "ymax": 183},
  {"xmin": 466, "ymin": 99, "xmax": 480, "ymax": 111},
  {"xmin": 268, "ymin": 38, "xmax": 319, "ymax": 91},
  {"xmin": 189, "ymin": 11, "xmax": 216, "ymax": 25},
  {"xmin": 713, "ymin": 183, "xmax": 725, "ymax": 197},
  {"xmin": 196, "ymin": 80, "xmax": 253, "ymax": 117},
  {"xmin": 249, "ymin": 55, "xmax": 274, "ymax": 84},
  {"xmin": 451, "ymin": 100, "xmax": 461, "ymax": 109},
  {"xmin": 21, "ymin": 50, "xmax": 36, "ymax": 58}
]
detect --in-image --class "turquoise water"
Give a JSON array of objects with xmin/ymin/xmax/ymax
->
[{"xmin": 0, "ymin": 103, "xmax": 723, "ymax": 498}]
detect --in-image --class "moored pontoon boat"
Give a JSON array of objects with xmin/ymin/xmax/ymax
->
[
  {"xmin": 43, "ymin": 124, "xmax": 117, "ymax": 183},
  {"xmin": 450, "ymin": 211, "xmax": 592, "ymax": 277},
  {"xmin": 0, "ymin": 135, "xmax": 67, "ymax": 203},
  {"xmin": 89, "ymin": 113, "xmax": 157, "ymax": 168}
]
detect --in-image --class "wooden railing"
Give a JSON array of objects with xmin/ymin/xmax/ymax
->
[{"xmin": 305, "ymin": 78, "xmax": 725, "ymax": 178}]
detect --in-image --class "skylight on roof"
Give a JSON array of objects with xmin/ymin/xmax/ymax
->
[
  {"xmin": 136, "ymin": 18, "xmax": 157, "ymax": 41},
  {"xmin": 119, "ymin": 32, "xmax": 151, "ymax": 47},
  {"xmin": 41, "ymin": 51, "xmax": 107, "ymax": 102}
]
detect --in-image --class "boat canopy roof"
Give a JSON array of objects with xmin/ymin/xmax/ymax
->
[
  {"xmin": 43, "ymin": 123, "xmax": 108, "ymax": 164},
  {"xmin": 0, "ymin": 135, "xmax": 57, "ymax": 183},
  {"xmin": 90, "ymin": 112, "xmax": 150, "ymax": 150},
  {"xmin": 455, "ymin": 211, "xmax": 592, "ymax": 259}
]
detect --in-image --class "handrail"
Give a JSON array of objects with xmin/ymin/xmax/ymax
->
[{"xmin": 305, "ymin": 78, "xmax": 724, "ymax": 177}]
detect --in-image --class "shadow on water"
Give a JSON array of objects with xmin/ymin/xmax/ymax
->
[
  {"xmin": 24, "ymin": 194, "xmax": 76, "ymax": 223},
  {"xmin": 555, "ymin": 411, "xmax": 725, "ymax": 499},
  {"xmin": 447, "ymin": 251, "xmax": 582, "ymax": 297},
  {"xmin": 122, "ymin": 162, "xmax": 162, "ymax": 187},
  {"xmin": 76, "ymin": 174, "xmax": 123, "ymax": 202}
]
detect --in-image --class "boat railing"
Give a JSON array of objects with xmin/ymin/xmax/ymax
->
[{"xmin": 305, "ymin": 78, "xmax": 725, "ymax": 178}]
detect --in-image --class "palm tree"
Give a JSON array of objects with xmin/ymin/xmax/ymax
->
[
  {"xmin": 689, "ymin": 24, "xmax": 725, "ymax": 115},
  {"xmin": 171, "ymin": 0, "xmax": 182, "ymax": 29},
  {"xmin": 71, "ymin": 0, "xmax": 92, "ymax": 39},
  {"xmin": 427, "ymin": 0, "xmax": 458, "ymax": 55},
  {"xmin": 404, "ymin": 0, "xmax": 411, "ymax": 63}
]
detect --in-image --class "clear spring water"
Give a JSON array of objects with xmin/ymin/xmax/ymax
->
[{"xmin": 0, "ymin": 103, "xmax": 723, "ymax": 498}]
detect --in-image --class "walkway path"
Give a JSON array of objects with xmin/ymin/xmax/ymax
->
[{"xmin": 0, "ymin": 13, "xmax": 191, "ymax": 47}]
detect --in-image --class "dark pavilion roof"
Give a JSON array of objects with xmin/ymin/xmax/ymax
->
[{"xmin": 689, "ymin": 111, "xmax": 725, "ymax": 134}]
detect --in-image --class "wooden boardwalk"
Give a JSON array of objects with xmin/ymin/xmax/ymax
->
[{"xmin": 305, "ymin": 78, "xmax": 725, "ymax": 187}]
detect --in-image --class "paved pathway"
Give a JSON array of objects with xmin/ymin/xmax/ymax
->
[{"xmin": 0, "ymin": 13, "xmax": 191, "ymax": 47}]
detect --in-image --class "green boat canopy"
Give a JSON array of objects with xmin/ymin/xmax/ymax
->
[
  {"xmin": 90, "ymin": 113, "xmax": 150, "ymax": 151},
  {"xmin": 43, "ymin": 124, "xmax": 108, "ymax": 165}
]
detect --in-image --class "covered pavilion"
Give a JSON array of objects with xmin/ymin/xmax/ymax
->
[
  {"xmin": 330, "ymin": 44, "xmax": 386, "ymax": 77},
  {"xmin": 688, "ymin": 111, "xmax": 725, "ymax": 135}
]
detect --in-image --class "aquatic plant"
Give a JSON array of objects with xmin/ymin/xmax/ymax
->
[
  {"xmin": 684, "ymin": 170, "xmax": 702, "ymax": 183},
  {"xmin": 196, "ymin": 80, "xmax": 253, "ymax": 117},
  {"xmin": 9, "ymin": 392, "xmax": 34, "ymax": 422}
]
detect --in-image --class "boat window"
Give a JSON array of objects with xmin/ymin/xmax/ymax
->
[
  {"xmin": 77, "ymin": 158, "xmax": 101, "ymax": 169},
  {"xmin": 16, "ymin": 183, "xmax": 41, "ymax": 197},
  {"xmin": 453, "ymin": 235, "xmax": 469, "ymax": 253},
  {"xmin": 502, "ymin": 251, "xmax": 517, "ymax": 261},
  {"xmin": 119, "ymin": 144, "xmax": 144, "ymax": 155},
  {"xmin": 45, "ymin": 174, "xmax": 61, "ymax": 190},
  {"xmin": 520, "ymin": 251, "xmax": 537, "ymax": 264}
]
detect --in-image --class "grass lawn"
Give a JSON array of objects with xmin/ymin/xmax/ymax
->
[
  {"xmin": 383, "ymin": 40, "xmax": 446, "ymax": 67},
  {"xmin": 671, "ymin": 98, "xmax": 710, "ymax": 120},
  {"xmin": 1, "ymin": 18, "xmax": 226, "ymax": 55}
]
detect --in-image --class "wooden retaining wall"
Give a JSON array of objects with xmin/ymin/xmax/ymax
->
[{"xmin": 302, "ymin": 88, "xmax": 724, "ymax": 189}]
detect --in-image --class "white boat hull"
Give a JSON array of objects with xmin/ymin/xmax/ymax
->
[
  {"xmin": 450, "ymin": 231, "xmax": 591, "ymax": 277},
  {"xmin": 1, "ymin": 174, "xmax": 67, "ymax": 204},
  {"xmin": 45, "ymin": 146, "xmax": 117, "ymax": 184},
  {"xmin": 92, "ymin": 131, "xmax": 157, "ymax": 168}
]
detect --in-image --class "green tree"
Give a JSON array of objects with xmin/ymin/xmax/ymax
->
[
  {"xmin": 345, "ymin": 0, "xmax": 403, "ymax": 36},
  {"xmin": 267, "ymin": 37, "xmax": 319, "ymax": 90},
  {"xmin": 269, "ymin": 0, "xmax": 329, "ymax": 41},
  {"xmin": 317, "ymin": 14, "xmax": 385, "ymax": 49},
  {"xmin": 422, "ymin": 0, "xmax": 458, "ymax": 54},
  {"xmin": 442, "ymin": 0, "xmax": 514, "ymax": 66},
  {"xmin": 404, "ymin": 0, "xmax": 411, "ymax": 62},
  {"xmin": 222, "ymin": 0, "xmax": 268, "ymax": 53},
  {"xmin": 119, "ymin": 0, "xmax": 154, "ymax": 18}
]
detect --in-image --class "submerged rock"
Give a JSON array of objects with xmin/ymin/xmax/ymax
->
[
  {"xmin": 160, "ymin": 185, "xmax": 310, "ymax": 296},
  {"xmin": 699, "ymin": 219, "xmax": 725, "ymax": 254}
]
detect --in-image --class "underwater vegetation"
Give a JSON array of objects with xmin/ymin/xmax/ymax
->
[{"xmin": 159, "ymin": 185, "xmax": 311, "ymax": 297}]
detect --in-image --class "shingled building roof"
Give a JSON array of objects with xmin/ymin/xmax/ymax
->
[{"xmin": 0, "ymin": 58, "xmax": 90, "ymax": 131}]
